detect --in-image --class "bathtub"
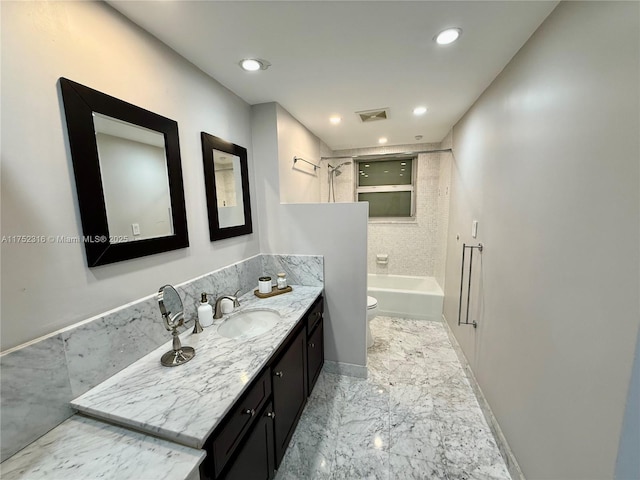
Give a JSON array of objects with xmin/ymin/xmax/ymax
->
[{"xmin": 367, "ymin": 274, "xmax": 444, "ymax": 321}]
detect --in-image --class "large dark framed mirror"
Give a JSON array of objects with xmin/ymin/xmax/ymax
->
[
  {"xmin": 59, "ymin": 78, "xmax": 189, "ymax": 267},
  {"xmin": 201, "ymin": 132, "xmax": 252, "ymax": 241}
]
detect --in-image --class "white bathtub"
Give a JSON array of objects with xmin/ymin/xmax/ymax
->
[{"xmin": 367, "ymin": 274, "xmax": 444, "ymax": 321}]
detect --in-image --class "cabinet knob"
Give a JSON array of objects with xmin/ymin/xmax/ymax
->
[
  {"xmin": 265, "ymin": 411, "xmax": 276, "ymax": 419},
  {"xmin": 274, "ymin": 371, "xmax": 284, "ymax": 377},
  {"xmin": 244, "ymin": 408, "xmax": 256, "ymax": 417},
  {"xmin": 309, "ymin": 342, "xmax": 315, "ymax": 348}
]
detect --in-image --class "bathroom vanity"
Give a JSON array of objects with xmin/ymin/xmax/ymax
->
[
  {"xmin": 71, "ymin": 287, "xmax": 324, "ymax": 480},
  {"xmin": 205, "ymin": 295, "xmax": 323, "ymax": 479}
]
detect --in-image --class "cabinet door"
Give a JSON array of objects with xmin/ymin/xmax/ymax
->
[
  {"xmin": 272, "ymin": 326, "xmax": 307, "ymax": 467},
  {"xmin": 307, "ymin": 320, "xmax": 324, "ymax": 394},
  {"xmin": 222, "ymin": 403, "xmax": 275, "ymax": 480},
  {"xmin": 210, "ymin": 369, "xmax": 272, "ymax": 477}
]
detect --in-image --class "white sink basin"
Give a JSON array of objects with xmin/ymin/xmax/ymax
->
[{"xmin": 217, "ymin": 309, "xmax": 281, "ymax": 339}]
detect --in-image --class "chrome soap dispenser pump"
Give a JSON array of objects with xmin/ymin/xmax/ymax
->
[{"xmin": 197, "ymin": 293, "xmax": 214, "ymax": 328}]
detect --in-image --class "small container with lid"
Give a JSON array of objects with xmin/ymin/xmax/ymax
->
[
  {"xmin": 258, "ymin": 276, "xmax": 272, "ymax": 294},
  {"xmin": 277, "ymin": 272, "xmax": 288, "ymax": 290}
]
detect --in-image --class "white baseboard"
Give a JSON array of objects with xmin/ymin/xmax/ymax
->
[{"xmin": 323, "ymin": 360, "xmax": 368, "ymax": 379}]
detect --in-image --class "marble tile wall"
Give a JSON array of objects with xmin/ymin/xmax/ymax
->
[
  {"xmin": 261, "ymin": 254, "xmax": 324, "ymax": 287},
  {"xmin": 0, "ymin": 335, "xmax": 74, "ymax": 462},
  {"xmin": 366, "ymin": 151, "xmax": 441, "ymax": 277},
  {"xmin": 325, "ymin": 143, "xmax": 452, "ymax": 281},
  {"xmin": 0, "ymin": 254, "xmax": 323, "ymax": 462},
  {"xmin": 434, "ymin": 151, "xmax": 453, "ymax": 290},
  {"xmin": 319, "ymin": 157, "xmax": 355, "ymax": 204}
]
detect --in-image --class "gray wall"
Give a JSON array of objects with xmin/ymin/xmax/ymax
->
[
  {"xmin": 616, "ymin": 327, "xmax": 640, "ymax": 480},
  {"xmin": 0, "ymin": 1, "xmax": 260, "ymax": 350},
  {"xmin": 443, "ymin": 2, "xmax": 639, "ymax": 478},
  {"xmin": 252, "ymin": 103, "xmax": 368, "ymax": 371}
]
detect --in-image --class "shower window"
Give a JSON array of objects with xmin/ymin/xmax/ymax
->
[{"xmin": 356, "ymin": 157, "xmax": 415, "ymax": 218}]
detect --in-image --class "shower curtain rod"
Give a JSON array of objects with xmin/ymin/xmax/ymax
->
[{"xmin": 320, "ymin": 148, "xmax": 452, "ymax": 160}]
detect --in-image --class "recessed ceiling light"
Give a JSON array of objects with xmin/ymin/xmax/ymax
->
[
  {"xmin": 329, "ymin": 115, "xmax": 341, "ymax": 124},
  {"xmin": 378, "ymin": 137, "xmax": 388, "ymax": 144},
  {"xmin": 400, "ymin": 162, "xmax": 407, "ymax": 166},
  {"xmin": 435, "ymin": 28, "xmax": 462, "ymax": 45},
  {"xmin": 239, "ymin": 58, "xmax": 270, "ymax": 71},
  {"xmin": 413, "ymin": 106, "xmax": 427, "ymax": 116},
  {"xmin": 365, "ymin": 164, "xmax": 370, "ymax": 167}
]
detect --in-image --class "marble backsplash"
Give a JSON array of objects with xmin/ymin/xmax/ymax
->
[{"xmin": 0, "ymin": 253, "xmax": 323, "ymax": 462}]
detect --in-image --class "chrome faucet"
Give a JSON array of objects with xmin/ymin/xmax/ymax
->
[{"xmin": 213, "ymin": 290, "xmax": 241, "ymax": 319}]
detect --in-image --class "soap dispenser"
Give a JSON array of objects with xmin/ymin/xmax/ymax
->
[{"xmin": 198, "ymin": 293, "xmax": 214, "ymax": 328}]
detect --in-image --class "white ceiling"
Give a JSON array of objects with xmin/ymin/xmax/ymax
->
[{"xmin": 108, "ymin": 1, "xmax": 558, "ymax": 151}]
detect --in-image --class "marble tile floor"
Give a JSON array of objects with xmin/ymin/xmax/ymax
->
[{"xmin": 275, "ymin": 316, "xmax": 511, "ymax": 480}]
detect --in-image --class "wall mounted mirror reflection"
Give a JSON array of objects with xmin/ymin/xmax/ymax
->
[
  {"xmin": 59, "ymin": 78, "xmax": 189, "ymax": 266},
  {"xmin": 201, "ymin": 132, "xmax": 252, "ymax": 240}
]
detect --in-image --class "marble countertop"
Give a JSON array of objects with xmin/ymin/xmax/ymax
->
[
  {"xmin": 71, "ymin": 286, "xmax": 323, "ymax": 449},
  {"xmin": 0, "ymin": 415, "xmax": 205, "ymax": 480}
]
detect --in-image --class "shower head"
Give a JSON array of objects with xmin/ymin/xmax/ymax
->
[
  {"xmin": 329, "ymin": 161, "xmax": 352, "ymax": 172},
  {"xmin": 327, "ymin": 160, "xmax": 352, "ymax": 202}
]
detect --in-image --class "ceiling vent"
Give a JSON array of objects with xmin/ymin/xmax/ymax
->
[{"xmin": 356, "ymin": 108, "xmax": 389, "ymax": 123}]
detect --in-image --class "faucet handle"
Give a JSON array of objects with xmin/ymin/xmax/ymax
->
[{"xmin": 233, "ymin": 289, "xmax": 241, "ymax": 306}]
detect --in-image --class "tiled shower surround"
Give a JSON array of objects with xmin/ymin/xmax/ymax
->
[
  {"xmin": 321, "ymin": 143, "xmax": 452, "ymax": 284},
  {"xmin": 0, "ymin": 254, "xmax": 323, "ymax": 462}
]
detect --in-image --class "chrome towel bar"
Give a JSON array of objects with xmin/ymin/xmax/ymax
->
[
  {"xmin": 293, "ymin": 156, "xmax": 320, "ymax": 171},
  {"xmin": 458, "ymin": 243, "xmax": 483, "ymax": 328}
]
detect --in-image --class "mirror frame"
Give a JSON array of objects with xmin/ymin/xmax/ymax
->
[
  {"xmin": 201, "ymin": 132, "xmax": 253, "ymax": 241},
  {"xmin": 59, "ymin": 78, "xmax": 189, "ymax": 267}
]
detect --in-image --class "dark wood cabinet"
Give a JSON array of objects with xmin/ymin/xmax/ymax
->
[
  {"xmin": 306, "ymin": 297, "xmax": 323, "ymax": 334},
  {"xmin": 221, "ymin": 402, "xmax": 275, "ymax": 480},
  {"xmin": 272, "ymin": 326, "xmax": 307, "ymax": 467},
  {"xmin": 203, "ymin": 294, "xmax": 325, "ymax": 479},
  {"xmin": 306, "ymin": 296, "xmax": 324, "ymax": 395},
  {"xmin": 307, "ymin": 319, "xmax": 324, "ymax": 394},
  {"xmin": 210, "ymin": 370, "xmax": 272, "ymax": 477}
]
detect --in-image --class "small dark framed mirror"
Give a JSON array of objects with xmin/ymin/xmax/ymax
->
[
  {"xmin": 59, "ymin": 78, "xmax": 189, "ymax": 267},
  {"xmin": 201, "ymin": 132, "xmax": 252, "ymax": 241}
]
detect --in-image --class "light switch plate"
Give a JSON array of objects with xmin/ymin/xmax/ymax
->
[
  {"xmin": 132, "ymin": 223, "xmax": 140, "ymax": 236},
  {"xmin": 472, "ymin": 220, "xmax": 478, "ymax": 238}
]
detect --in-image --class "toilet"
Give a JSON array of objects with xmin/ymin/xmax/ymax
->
[{"xmin": 366, "ymin": 296, "xmax": 378, "ymax": 348}]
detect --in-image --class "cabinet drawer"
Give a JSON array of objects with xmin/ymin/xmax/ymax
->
[
  {"xmin": 212, "ymin": 369, "xmax": 272, "ymax": 477},
  {"xmin": 306, "ymin": 296, "xmax": 324, "ymax": 334}
]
